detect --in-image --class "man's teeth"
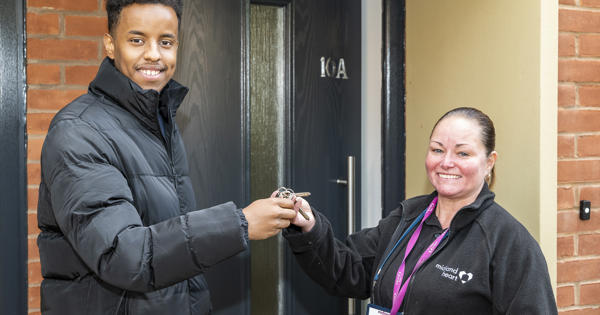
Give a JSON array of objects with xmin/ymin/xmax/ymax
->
[
  {"xmin": 140, "ymin": 69, "xmax": 160, "ymax": 76},
  {"xmin": 439, "ymin": 174, "xmax": 460, "ymax": 179}
]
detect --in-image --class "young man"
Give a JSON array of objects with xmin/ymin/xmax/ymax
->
[{"xmin": 37, "ymin": 1, "xmax": 296, "ymax": 314}]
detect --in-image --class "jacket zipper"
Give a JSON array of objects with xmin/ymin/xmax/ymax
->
[{"xmin": 402, "ymin": 229, "xmax": 451, "ymax": 314}]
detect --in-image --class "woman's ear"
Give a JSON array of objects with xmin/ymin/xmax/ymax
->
[{"xmin": 487, "ymin": 151, "xmax": 498, "ymax": 172}]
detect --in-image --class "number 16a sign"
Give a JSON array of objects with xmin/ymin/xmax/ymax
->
[{"xmin": 320, "ymin": 57, "xmax": 349, "ymax": 80}]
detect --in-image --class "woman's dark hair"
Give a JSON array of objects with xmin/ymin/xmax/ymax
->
[
  {"xmin": 431, "ymin": 107, "xmax": 497, "ymax": 188},
  {"xmin": 106, "ymin": 0, "xmax": 183, "ymax": 34}
]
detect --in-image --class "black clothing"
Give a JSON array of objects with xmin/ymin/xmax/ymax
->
[
  {"xmin": 37, "ymin": 58, "xmax": 248, "ymax": 315},
  {"xmin": 284, "ymin": 185, "xmax": 557, "ymax": 314}
]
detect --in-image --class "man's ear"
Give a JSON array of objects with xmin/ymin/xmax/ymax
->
[{"xmin": 104, "ymin": 33, "xmax": 115, "ymax": 59}]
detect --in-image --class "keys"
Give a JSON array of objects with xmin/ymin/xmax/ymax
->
[{"xmin": 276, "ymin": 187, "xmax": 311, "ymax": 220}]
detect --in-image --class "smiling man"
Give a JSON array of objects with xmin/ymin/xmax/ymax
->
[{"xmin": 36, "ymin": 1, "xmax": 297, "ymax": 314}]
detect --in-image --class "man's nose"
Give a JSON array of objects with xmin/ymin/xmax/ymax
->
[{"xmin": 144, "ymin": 42, "xmax": 160, "ymax": 61}]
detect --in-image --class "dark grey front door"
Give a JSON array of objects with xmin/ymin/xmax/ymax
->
[{"xmin": 174, "ymin": 0, "xmax": 361, "ymax": 313}]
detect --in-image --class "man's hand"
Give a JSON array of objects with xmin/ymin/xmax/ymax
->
[
  {"xmin": 269, "ymin": 190, "xmax": 316, "ymax": 233},
  {"xmin": 242, "ymin": 198, "xmax": 296, "ymax": 240}
]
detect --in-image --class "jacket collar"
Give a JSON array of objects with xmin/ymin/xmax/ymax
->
[
  {"xmin": 88, "ymin": 58, "xmax": 189, "ymax": 134},
  {"xmin": 400, "ymin": 183, "xmax": 496, "ymax": 232}
]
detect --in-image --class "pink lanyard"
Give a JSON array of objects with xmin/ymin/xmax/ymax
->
[{"xmin": 390, "ymin": 197, "xmax": 448, "ymax": 315}]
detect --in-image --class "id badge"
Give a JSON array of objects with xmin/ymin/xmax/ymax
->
[{"xmin": 366, "ymin": 303, "xmax": 394, "ymax": 315}]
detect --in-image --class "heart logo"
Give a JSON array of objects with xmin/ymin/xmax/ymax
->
[{"xmin": 459, "ymin": 271, "xmax": 473, "ymax": 284}]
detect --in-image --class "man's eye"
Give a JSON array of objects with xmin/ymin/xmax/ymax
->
[
  {"xmin": 160, "ymin": 40, "xmax": 174, "ymax": 47},
  {"xmin": 129, "ymin": 38, "xmax": 144, "ymax": 45}
]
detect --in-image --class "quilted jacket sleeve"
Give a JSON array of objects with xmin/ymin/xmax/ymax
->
[{"xmin": 41, "ymin": 118, "xmax": 248, "ymax": 292}]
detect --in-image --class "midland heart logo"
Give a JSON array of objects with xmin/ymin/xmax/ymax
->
[{"xmin": 459, "ymin": 271, "xmax": 473, "ymax": 284}]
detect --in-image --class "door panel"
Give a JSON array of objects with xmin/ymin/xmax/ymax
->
[
  {"xmin": 288, "ymin": 0, "xmax": 361, "ymax": 314},
  {"xmin": 174, "ymin": 1, "xmax": 249, "ymax": 314},
  {"xmin": 174, "ymin": 0, "xmax": 361, "ymax": 313}
]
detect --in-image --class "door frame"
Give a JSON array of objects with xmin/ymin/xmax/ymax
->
[
  {"xmin": 381, "ymin": 0, "xmax": 406, "ymax": 217},
  {"xmin": 0, "ymin": 0, "xmax": 28, "ymax": 313}
]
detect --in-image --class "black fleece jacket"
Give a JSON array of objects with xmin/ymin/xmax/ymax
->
[
  {"xmin": 37, "ymin": 58, "xmax": 248, "ymax": 315},
  {"xmin": 284, "ymin": 184, "xmax": 557, "ymax": 314}
]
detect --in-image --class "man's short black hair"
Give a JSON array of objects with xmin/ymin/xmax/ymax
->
[{"xmin": 106, "ymin": 0, "xmax": 183, "ymax": 34}]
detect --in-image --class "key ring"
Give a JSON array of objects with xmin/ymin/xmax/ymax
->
[{"xmin": 276, "ymin": 187, "xmax": 311, "ymax": 220}]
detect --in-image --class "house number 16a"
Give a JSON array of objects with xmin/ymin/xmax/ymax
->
[{"xmin": 320, "ymin": 57, "xmax": 349, "ymax": 80}]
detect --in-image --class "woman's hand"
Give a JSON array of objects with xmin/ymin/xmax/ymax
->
[{"xmin": 270, "ymin": 191, "xmax": 316, "ymax": 233}]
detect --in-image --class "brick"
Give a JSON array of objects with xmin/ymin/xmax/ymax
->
[
  {"xmin": 578, "ymin": 135, "xmax": 600, "ymax": 157},
  {"xmin": 558, "ymin": 186, "xmax": 576, "ymax": 209},
  {"xmin": 28, "ymin": 238, "xmax": 40, "ymax": 261},
  {"xmin": 558, "ymin": 110, "xmax": 600, "ymax": 133},
  {"xmin": 559, "ymin": 33, "xmax": 576, "ymax": 57},
  {"xmin": 26, "ymin": 13, "xmax": 59, "ymax": 35},
  {"xmin": 560, "ymin": 0, "xmax": 576, "ymax": 4},
  {"xmin": 580, "ymin": 234, "xmax": 600, "ymax": 256},
  {"xmin": 28, "ymin": 286, "xmax": 40, "ymax": 310},
  {"xmin": 558, "ymin": 210, "xmax": 600, "ymax": 233},
  {"xmin": 28, "ymin": 163, "xmax": 41, "ymax": 186},
  {"xmin": 559, "ymin": 9, "xmax": 600, "ymax": 33},
  {"xmin": 28, "ymin": 0, "xmax": 99, "ymax": 11},
  {"xmin": 558, "ymin": 85, "xmax": 576, "ymax": 107},
  {"xmin": 65, "ymin": 16, "xmax": 107, "ymax": 37},
  {"xmin": 558, "ymin": 236, "xmax": 575, "ymax": 258},
  {"xmin": 557, "ymin": 258, "xmax": 600, "ymax": 282},
  {"xmin": 581, "ymin": 186, "xmax": 600, "ymax": 206},
  {"xmin": 28, "ymin": 89, "xmax": 85, "ymax": 111},
  {"xmin": 582, "ymin": 0, "xmax": 600, "ymax": 8},
  {"xmin": 65, "ymin": 65, "xmax": 99, "ymax": 85},
  {"xmin": 28, "ymin": 188, "xmax": 39, "ymax": 212},
  {"xmin": 581, "ymin": 282, "xmax": 600, "ymax": 304},
  {"xmin": 27, "ymin": 113, "xmax": 55, "ymax": 135},
  {"xmin": 27, "ymin": 64, "xmax": 60, "ymax": 85},
  {"xmin": 28, "ymin": 38, "xmax": 98, "ymax": 61},
  {"xmin": 557, "ymin": 285, "xmax": 575, "ymax": 308},
  {"xmin": 559, "ymin": 60, "xmax": 600, "ymax": 83},
  {"xmin": 558, "ymin": 135, "xmax": 575, "ymax": 158},
  {"xmin": 560, "ymin": 308, "xmax": 600, "ymax": 315},
  {"xmin": 28, "ymin": 138, "xmax": 44, "ymax": 162},
  {"xmin": 28, "ymin": 213, "xmax": 40, "ymax": 235},
  {"xmin": 580, "ymin": 34, "xmax": 600, "ymax": 57},
  {"xmin": 28, "ymin": 261, "xmax": 42, "ymax": 285},
  {"xmin": 558, "ymin": 160, "xmax": 600, "ymax": 183},
  {"xmin": 580, "ymin": 86, "xmax": 600, "ymax": 107}
]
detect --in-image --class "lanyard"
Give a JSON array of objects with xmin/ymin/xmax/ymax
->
[{"xmin": 388, "ymin": 197, "xmax": 447, "ymax": 315}]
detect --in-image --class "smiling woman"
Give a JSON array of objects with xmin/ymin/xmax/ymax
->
[
  {"xmin": 103, "ymin": 3, "xmax": 179, "ymax": 92},
  {"xmin": 283, "ymin": 107, "xmax": 557, "ymax": 314},
  {"xmin": 425, "ymin": 107, "xmax": 497, "ymax": 229}
]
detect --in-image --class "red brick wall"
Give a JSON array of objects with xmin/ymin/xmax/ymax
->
[
  {"xmin": 558, "ymin": 0, "xmax": 600, "ymax": 314},
  {"xmin": 26, "ymin": 0, "xmax": 106, "ymax": 313}
]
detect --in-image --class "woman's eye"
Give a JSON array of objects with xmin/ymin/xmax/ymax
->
[
  {"xmin": 458, "ymin": 152, "xmax": 469, "ymax": 157},
  {"xmin": 432, "ymin": 148, "xmax": 443, "ymax": 153}
]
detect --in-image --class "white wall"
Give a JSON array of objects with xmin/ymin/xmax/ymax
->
[{"xmin": 361, "ymin": 0, "xmax": 383, "ymax": 229}]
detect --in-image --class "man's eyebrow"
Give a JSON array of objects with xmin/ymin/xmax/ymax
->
[
  {"xmin": 161, "ymin": 33, "xmax": 177, "ymax": 39},
  {"xmin": 128, "ymin": 30, "xmax": 145, "ymax": 36}
]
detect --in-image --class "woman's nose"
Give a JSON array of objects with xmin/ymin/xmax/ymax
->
[{"xmin": 440, "ymin": 153, "xmax": 455, "ymax": 168}]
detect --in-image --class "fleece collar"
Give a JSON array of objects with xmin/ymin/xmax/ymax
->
[{"xmin": 400, "ymin": 183, "xmax": 496, "ymax": 233}]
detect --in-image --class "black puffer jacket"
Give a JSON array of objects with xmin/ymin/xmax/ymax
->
[
  {"xmin": 37, "ymin": 58, "xmax": 248, "ymax": 315},
  {"xmin": 284, "ymin": 184, "xmax": 557, "ymax": 314}
]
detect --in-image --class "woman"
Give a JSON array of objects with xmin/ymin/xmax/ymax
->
[{"xmin": 283, "ymin": 107, "xmax": 557, "ymax": 314}]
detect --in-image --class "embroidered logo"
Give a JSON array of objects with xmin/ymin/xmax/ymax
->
[
  {"xmin": 435, "ymin": 264, "xmax": 474, "ymax": 285},
  {"xmin": 459, "ymin": 271, "xmax": 473, "ymax": 284}
]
